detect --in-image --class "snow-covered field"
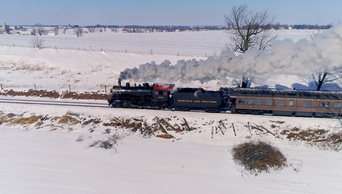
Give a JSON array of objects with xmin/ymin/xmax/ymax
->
[
  {"xmin": 1, "ymin": 101, "xmax": 341, "ymax": 194},
  {"xmin": 0, "ymin": 29, "xmax": 314, "ymax": 57},
  {"xmin": 1, "ymin": 29, "xmax": 342, "ymax": 194},
  {"xmin": 1, "ymin": 28, "xmax": 340, "ymax": 91}
]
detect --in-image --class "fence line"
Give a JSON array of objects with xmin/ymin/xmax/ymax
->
[
  {"xmin": 0, "ymin": 43, "xmax": 206, "ymax": 58},
  {"xmin": 0, "ymin": 83, "xmax": 111, "ymax": 94}
]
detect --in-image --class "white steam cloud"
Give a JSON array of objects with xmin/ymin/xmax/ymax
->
[{"xmin": 120, "ymin": 25, "xmax": 342, "ymax": 88}]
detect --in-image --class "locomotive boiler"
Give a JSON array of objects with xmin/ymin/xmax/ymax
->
[{"xmin": 108, "ymin": 79, "xmax": 174, "ymax": 109}]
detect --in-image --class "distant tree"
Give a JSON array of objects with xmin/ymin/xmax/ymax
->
[
  {"xmin": 53, "ymin": 27, "xmax": 59, "ymax": 35},
  {"xmin": 111, "ymin": 28, "xmax": 118, "ymax": 32},
  {"xmin": 88, "ymin": 27, "xmax": 95, "ymax": 33},
  {"xmin": 32, "ymin": 23, "xmax": 47, "ymax": 36},
  {"xmin": 225, "ymin": 5, "xmax": 277, "ymax": 87},
  {"xmin": 31, "ymin": 37, "xmax": 45, "ymax": 49},
  {"xmin": 74, "ymin": 27, "xmax": 84, "ymax": 38}
]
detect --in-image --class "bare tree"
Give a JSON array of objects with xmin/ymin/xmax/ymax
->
[
  {"xmin": 111, "ymin": 27, "xmax": 119, "ymax": 32},
  {"xmin": 53, "ymin": 27, "xmax": 59, "ymax": 35},
  {"xmin": 74, "ymin": 27, "xmax": 84, "ymax": 38},
  {"xmin": 313, "ymin": 69, "xmax": 340, "ymax": 91},
  {"xmin": 31, "ymin": 37, "xmax": 45, "ymax": 49},
  {"xmin": 225, "ymin": 5, "xmax": 276, "ymax": 53},
  {"xmin": 88, "ymin": 27, "xmax": 95, "ymax": 33},
  {"xmin": 225, "ymin": 5, "xmax": 277, "ymax": 88},
  {"xmin": 32, "ymin": 23, "xmax": 47, "ymax": 36}
]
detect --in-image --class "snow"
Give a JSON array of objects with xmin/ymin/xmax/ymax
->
[
  {"xmin": 1, "ymin": 102, "xmax": 341, "ymax": 194},
  {"xmin": 1, "ymin": 29, "xmax": 342, "ymax": 194}
]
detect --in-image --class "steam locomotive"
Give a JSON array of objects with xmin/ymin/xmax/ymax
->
[
  {"xmin": 108, "ymin": 80, "xmax": 342, "ymax": 117},
  {"xmin": 108, "ymin": 79, "xmax": 230, "ymax": 112}
]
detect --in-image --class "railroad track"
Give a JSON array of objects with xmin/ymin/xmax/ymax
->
[
  {"xmin": 0, "ymin": 97, "xmax": 229, "ymax": 114},
  {"xmin": 0, "ymin": 97, "xmax": 109, "ymax": 109}
]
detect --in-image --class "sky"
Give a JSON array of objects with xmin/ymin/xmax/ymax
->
[{"xmin": 0, "ymin": 0, "xmax": 341, "ymax": 26}]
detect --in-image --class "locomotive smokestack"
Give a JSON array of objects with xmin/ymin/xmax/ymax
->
[{"xmin": 118, "ymin": 78, "xmax": 122, "ymax": 87}]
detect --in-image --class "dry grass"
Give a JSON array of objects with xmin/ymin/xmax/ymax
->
[
  {"xmin": 52, "ymin": 113, "xmax": 80, "ymax": 125},
  {"xmin": 16, "ymin": 64, "xmax": 44, "ymax": 71},
  {"xmin": 0, "ymin": 89, "xmax": 111, "ymax": 100},
  {"xmin": 270, "ymin": 120, "xmax": 285, "ymax": 124},
  {"xmin": 232, "ymin": 141, "xmax": 287, "ymax": 174},
  {"xmin": 82, "ymin": 118, "xmax": 101, "ymax": 125},
  {"xmin": 102, "ymin": 116, "xmax": 189, "ymax": 138},
  {"xmin": 281, "ymin": 128, "xmax": 327, "ymax": 142},
  {"xmin": 156, "ymin": 134, "xmax": 174, "ymax": 139},
  {"xmin": 1, "ymin": 89, "xmax": 60, "ymax": 98},
  {"xmin": 9, "ymin": 115, "xmax": 43, "ymax": 125},
  {"xmin": 279, "ymin": 127, "xmax": 342, "ymax": 151},
  {"xmin": 312, "ymin": 132, "xmax": 342, "ymax": 151}
]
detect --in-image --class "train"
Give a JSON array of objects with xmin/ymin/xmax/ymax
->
[
  {"xmin": 229, "ymin": 88, "xmax": 342, "ymax": 117},
  {"xmin": 108, "ymin": 80, "xmax": 342, "ymax": 117}
]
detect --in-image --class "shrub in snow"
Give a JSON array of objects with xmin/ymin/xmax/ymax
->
[
  {"xmin": 89, "ymin": 135, "xmax": 121, "ymax": 150},
  {"xmin": 31, "ymin": 37, "xmax": 45, "ymax": 49},
  {"xmin": 232, "ymin": 141, "xmax": 287, "ymax": 174}
]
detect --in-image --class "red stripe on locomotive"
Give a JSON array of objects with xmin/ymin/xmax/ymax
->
[{"xmin": 153, "ymin": 84, "xmax": 174, "ymax": 90}]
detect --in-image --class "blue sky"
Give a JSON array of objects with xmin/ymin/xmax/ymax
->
[{"xmin": 1, "ymin": 0, "xmax": 341, "ymax": 26}]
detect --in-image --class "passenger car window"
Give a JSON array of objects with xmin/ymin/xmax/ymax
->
[
  {"xmin": 320, "ymin": 102, "xmax": 329, "ymax": 108},
  {"xmin": 303, "ymin": 101, "xmax": 312, "ymax": 107},
  {"xmin": 246, "ymin": 99, "xmax": 254, "ymax": 104},
  {"xmin": 265, "ymin": 99, "xmax": 273, "ymax": 105},
  {"xmin": 255, "ymin": 99, "xmax": 261, "ymax": 105},
  {"xmin": 288, "ymin": 101, "xmax": 294, "ymax": 106},
  {"xmin": 334, "ymin": 103, "xmax": 342, "ymax": 109},
  {"xmin": 277, "ymin": 100, "xmax": 285, "ymax": 106}
]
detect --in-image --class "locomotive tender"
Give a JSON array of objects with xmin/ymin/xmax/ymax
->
[
  {"xmin": 108, "ymin": 80, "xmax": 342, "ymax": 117},
  {"xmin": 172, "ymin": 88, "xmax": 229, "ymax": 112}
]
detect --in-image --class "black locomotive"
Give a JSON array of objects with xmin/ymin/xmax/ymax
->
[
  {"xmin": 108, "ymin": 80, "xmax": 230, "ymax": 112},
  {"xmin": 108, "ymin": 80, "xmax": 342, "ymax": 117},
  {"xmin": 108, "ymin": 79, "xmax": 174, "ymax": 109}
]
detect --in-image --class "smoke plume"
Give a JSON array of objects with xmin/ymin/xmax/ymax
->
[{"xmin": 120, "ymin": 25, "xmax": 342, "ymax": 88}]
